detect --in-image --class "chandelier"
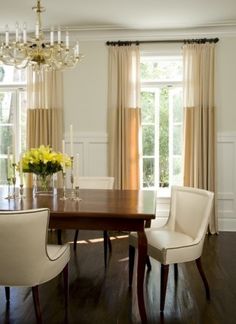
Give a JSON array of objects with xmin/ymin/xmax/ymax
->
[{"xmin": 0, "ymin": 0, "xmax": 82, "ymax": 71}]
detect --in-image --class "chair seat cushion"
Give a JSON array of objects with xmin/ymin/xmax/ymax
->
[{"xmin": 129, "ymin": 229, "xmax": 202, "ymax": 265}]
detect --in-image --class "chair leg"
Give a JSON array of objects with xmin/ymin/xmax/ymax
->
[
  {"xmin": 107, "ymin": 232, "xmax": 112, "ymax": 253},
  {"xmin": 160, "ymin": 264, "xmax": 169, "ymax": 312},
  {"xmin": 74, "ymin": 230, "xmax": 79, "ymax": 251},
  {"xmin": 129, "ymin": 245, "xmax": 135, "ymax": 287},
  {"xmin": 63, "ymin": 263, "xmax": 69, "ymax": 308},
  {"xmin": 103, "ymin": 230, "xmax": 110, "ymax": 267},
  {"xmin": 32, "ymin": 285, "xmax": 42, "ymax": 323},
  {"xmin": 5, "ymin": 287, "xmax": 10, "ymax": 302},
  {"xmin": 195, "ymin": 257, "xmax": 210, "ymax": 300},
  {"xmin": 174, "ymin": 263, "xmax": 178, "ymax": 282},
  {"xmin": 57, "ymin": 229, "xmax": 62, "ymax": 245},
  {"xmin": 146, "ymin": 256, "xmax": 152, "ymax": 271}
]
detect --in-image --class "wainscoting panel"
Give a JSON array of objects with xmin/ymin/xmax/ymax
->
[
  {"xmin": 65, "ymin": 131, "xmax": 236, "ymax": 231},
  {"xmin": 217, "ymin": 132, "xmax": 236, "ymax": 231},
  {"xmin": 65, "ymin": 132, "xmax": 108, "ymax": 177}
]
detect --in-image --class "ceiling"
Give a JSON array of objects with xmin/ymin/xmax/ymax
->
[{"xmin": 1, "ymin": 0, "xmax": 236, "ymax": 32}]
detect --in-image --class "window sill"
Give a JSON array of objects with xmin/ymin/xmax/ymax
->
[{"xmin": 142, "ymin": 187, "xmax": 171, "ymax": 198}]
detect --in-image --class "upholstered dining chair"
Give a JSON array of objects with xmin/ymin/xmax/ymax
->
[
  {"xmin": 0, "ymin": 208, "xmax": 70, "ymax": 323},
  {"xmin": 73, "ymin": 176, "xmax": 115, "ymax": 267},
  {"xmin": 129, "ymin": 186, "xmax": 214, "ymax": 312}
]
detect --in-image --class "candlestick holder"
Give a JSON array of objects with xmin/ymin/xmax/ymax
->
[
  {"xmin": 69, "ymin": 156, "xmax": 76, "ymax": 200},
  {"xmin": 12, "ymin": 176, "xmax": 17, "ymax": 199},
  {"xmin": 60, "ymin": 172, "xmax": 68, "ymax": 200},
  {"xmin": 12, "ymin": 163, "xmax": 19, "ymax": 199},
  {"xmin": 75, "ymin": 186, "xmax": 82, "ymax": 201},
  {"xmin": 19, "ymin": 184, "xmax": 24, "ymax": 199},
  {"xmin": 5, "ymin": 177, "xmax": 12, "ymax": 200}
]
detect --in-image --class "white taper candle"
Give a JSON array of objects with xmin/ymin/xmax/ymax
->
[
  {"xmin": 19, "ymin": 154, "xmax": 23, "ymax": 185},
  {"xmin": 75, "ymin": 153, "xmax": 79, "ymax": 187},
  {"xmin": 70, "ymin": 124, "xmax": 73, "ymax": 157},
  {"xmin": 7, "ymin": 146, "xmax": 11, "ymax": 179},
  {"xmin": 62, "ymin": 140, "xmax": 66, "ymax": 173}
]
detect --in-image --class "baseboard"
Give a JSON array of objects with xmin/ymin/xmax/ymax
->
[{"xmin": 218, "ymin": 218, "xmax": 236, "ymax": 231}]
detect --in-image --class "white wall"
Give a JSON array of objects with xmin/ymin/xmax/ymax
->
[
  {"xmin": 215, "ymin": 37, "xmax": 236, "ymax": 230},
  {"xmin": 64, "ymin": 41, "xmax": 108, "ymax": 134},
  {"xmin": 215, "ymin": 38, "xmax": 236, "ymax": 132},
  {"xmin": 62, "ymin": 32, "xmax": 236, "ymax": 231}
]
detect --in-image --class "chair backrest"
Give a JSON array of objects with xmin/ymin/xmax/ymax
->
[
  {"xmin": 0, "ymin": 208, "xmax": 50, "ymax": 286},
  {"xmin": 78, "ymin": 177, "xmax": 114, "ymax": 189},
  {"xmin": 166, "ymin": 186, "xmax": 214, "ymax": 240}
]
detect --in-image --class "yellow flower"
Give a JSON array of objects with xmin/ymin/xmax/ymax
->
[{"xmin": 20, "ymin": 145, "xmax": 71, "ymax": 176}]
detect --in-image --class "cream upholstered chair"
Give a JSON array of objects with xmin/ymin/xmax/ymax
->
[
  {"xmin": 129, "ymin": 186, "xmax": 214, "ymax": 312},
  {"xmin": 0, "ymin": 208, "xmax": 70, "ymax": 323},
  {"xmin": 73, "ymin": 176, "xmax": 115, "ymax": 267}
]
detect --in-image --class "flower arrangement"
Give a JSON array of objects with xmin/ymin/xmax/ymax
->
[{"xmin": 21, "ymin": 145, "xmax": 71, "ymax": 176}]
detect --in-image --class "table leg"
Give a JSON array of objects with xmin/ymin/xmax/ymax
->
[{"xmin": 137, "ymin": 230, "xmax": 147, "ymax": 323}]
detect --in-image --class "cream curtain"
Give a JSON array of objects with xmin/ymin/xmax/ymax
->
[
  {"xmin": 182, "ymin": 42, "xmax": 217, "ymax": 233},
  {"xmin": 108, "ymin": 45, "xmax": 141, "ymax": 189},
  {"xmin": 26, "ymin": 67, "xmax": 63, "ymax": 151}
]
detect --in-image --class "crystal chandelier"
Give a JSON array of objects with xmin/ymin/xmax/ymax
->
[{"xmin": 0, "ymin": 0, "xmax": 82, "ymax": 71}]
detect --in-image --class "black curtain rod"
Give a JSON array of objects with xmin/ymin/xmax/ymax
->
[{"xmin": 106, "ymin": 38, "xmax": 219, "ymax": 46}]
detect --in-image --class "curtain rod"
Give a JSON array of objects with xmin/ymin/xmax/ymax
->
[{"xmin": 106, "ymin": 38, "xmax": 219, "ymax": 46}]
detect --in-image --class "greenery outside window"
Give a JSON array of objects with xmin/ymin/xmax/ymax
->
[
  {"xmin": 140, "ymin": 55, "xmax": 183, "ymax": 192},
  {"xmin": 0, "ymin": 66, "xmax": 27, "ymax": 185}
]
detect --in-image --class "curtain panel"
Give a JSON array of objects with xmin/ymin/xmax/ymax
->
[
  {"xmin": 26, "ymin": 68, "xmax": 64, "ymax": 187},
  {"xmin": 182, "ymin": 43, "xmax": 217, "ymax": 234},
  {"xmin": 108, "ymin": 45, "xmax": 141, "ymax": 189},
  {"xmin": 26, "ymin": 67, "xmax": 64, "ymax": 151}
]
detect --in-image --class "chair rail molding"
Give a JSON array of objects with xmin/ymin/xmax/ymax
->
[{"xmin": 64, "ymin": 130, "xmax": 236, "ymax": 231}]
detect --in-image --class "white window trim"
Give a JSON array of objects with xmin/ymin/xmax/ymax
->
[{"xmin": 140, "ymin": 53, "xmax": 183, "ymax": 197}]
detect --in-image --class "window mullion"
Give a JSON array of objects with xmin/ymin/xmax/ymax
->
[
  {"xmin": 169, "ymin": 88, "xmax": 174, "ymax": 187},
  {"xmin": 155, "ymin": 88, "xmax": 160, "ymax": 189}
]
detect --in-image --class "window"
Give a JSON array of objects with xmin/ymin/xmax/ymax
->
[
  {"xmin": 140, "ymin": 55, "xmax": 183, "ymax": 191},
  {"xmin": 0, "ymin": 66, "xmax": 27, "ymax": 185}
]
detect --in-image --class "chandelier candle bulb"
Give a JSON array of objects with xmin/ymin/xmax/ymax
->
[
  {"xmin": 23, "ymin": 24, "xmax": 27, "ymax": 44},
  {"xmin": 35, "ymin": 22, "xmax": 39, "ymax": 39},
  {"xmin": 75, "ymin": 41, "xmax": 79, "ymax": 56},
  {"xmin": 50, "ymin": 28, "xmax": 54, "ymax": 46},
  {"xmin": 5, "ymin": 25, "xmax": 9, "ymax": 46},
  {"xmin": 15, "ymin": 23, "xmax": 19, "ymax": 42},
  {"xmin": 70, "ymin": 125, "xmax": 73, "ymax": 157},
  {"xmin": 58, "ymin": 28, "xmax": 61, "ymax": 44},
  {"xmin": 66, "ymin": 31, "xmax": 69, "ymax": 50}
]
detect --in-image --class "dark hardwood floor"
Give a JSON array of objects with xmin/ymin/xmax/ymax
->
[{"xmin": 0, "ymin": 230, "xmax": 236, "ymax": 324}]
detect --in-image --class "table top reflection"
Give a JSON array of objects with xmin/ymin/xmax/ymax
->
[{"xmin": 0, "ymin": 188, "xmax": 156, "ymax": 231}]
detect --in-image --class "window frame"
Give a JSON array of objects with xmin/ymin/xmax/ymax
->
[
  {"xmin": 140, "ymin": 53, "xmax": 183, "ymax": 195},
  {"xmin": 0, "ymin": 74, "xmax": 27, "ymax": 186}
]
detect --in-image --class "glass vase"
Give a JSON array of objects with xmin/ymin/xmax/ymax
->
[{"xmin": 34, "ymin": 174, "xmax": 55, "ymax": 196}]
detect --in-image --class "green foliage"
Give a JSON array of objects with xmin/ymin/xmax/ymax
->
[
  {"xmin": 142, "ymin": 125, "xmax": 154, "ymax": 156},
  {"xmin": 27, "ymin": 160, "xmax": 62, "ymax": 175},
  {"xmin": 141, "ymin": 91, "xmax": 155, "ymax": 123},
  {"xmin": 143, "ymin": 158, "xmax": 154, "ymax": 187}
]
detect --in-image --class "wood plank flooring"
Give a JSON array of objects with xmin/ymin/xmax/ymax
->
[{"xmin": 0, "ymin": 230, "xmax": 236, "ymax": 324}]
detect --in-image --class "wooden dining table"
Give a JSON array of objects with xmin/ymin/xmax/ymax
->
[{"xmin": 0, "ymin": 187, "xmax": 156, "ymax": 322}]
